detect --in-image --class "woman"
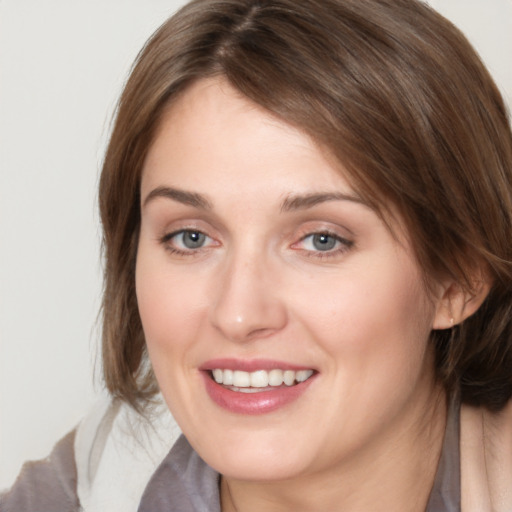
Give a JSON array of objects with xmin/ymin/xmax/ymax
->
[{"xmin": 3, "ymin": 0, "xmax": 512, "ymax": 510}]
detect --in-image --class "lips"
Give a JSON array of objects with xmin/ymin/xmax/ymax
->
[{"xmin": 200, "ymin": 359, "xmax": 317, "ymax": 414}]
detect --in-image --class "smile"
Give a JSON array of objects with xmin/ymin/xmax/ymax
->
[
  {"xmin": 201, "ymin": 362, "xmax": 317, "ymax": 414},
  {"xmin": 211, "ymin": 368, "xmax": 314, "ymax": 391}
]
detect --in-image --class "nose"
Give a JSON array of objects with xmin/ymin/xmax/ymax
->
[{"xmin": 209, "ymin": 252, "xmax": 288, "ymax": 342}]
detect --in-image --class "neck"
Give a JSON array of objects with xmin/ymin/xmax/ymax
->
[{"xmin": 221, "ymin": 386, "xmax": 447, "ymax": 512}]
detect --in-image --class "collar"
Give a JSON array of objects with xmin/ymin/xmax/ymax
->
[{"xmin": 137, "ymin": 435, "xmax": 220, "ymax": 512}]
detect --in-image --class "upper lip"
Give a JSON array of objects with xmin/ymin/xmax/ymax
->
[{"xmin": 199, "ymin": 358, "xmax": 316, "ymax": 372}]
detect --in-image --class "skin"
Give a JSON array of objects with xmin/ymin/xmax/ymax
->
[{"xmin": 136, "ymin": 78, "xmax": 452, "ymax": 511}]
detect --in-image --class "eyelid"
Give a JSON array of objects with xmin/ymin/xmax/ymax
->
[
  {"xmin": 298, "ymin": 231, "xmax": 352, "ymax": 247},
  {"xmin": 160, "ymin": 227, "xmax": 219, "ymax": 255},
  {"xmin": 161, "ymin": 228, "xmax": 205, "ymax": 242},
  {"xmin": 291, "ymin": 229, "xmax": 354, "ymax": 258}
]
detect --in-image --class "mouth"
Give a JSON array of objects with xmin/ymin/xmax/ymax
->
[
  {"xmin": 210, "ymin": 368, "xmax": 315, "ymax": 392},
  {"xmin": 201, "ymin": 361, "xmax": 317, "ymax": 414}
]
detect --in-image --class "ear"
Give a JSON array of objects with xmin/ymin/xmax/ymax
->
[{"xmin": 432, "ymin": 271, "xmax": 492, "ymax": 330}]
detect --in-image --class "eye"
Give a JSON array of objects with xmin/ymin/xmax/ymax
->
[
  {"xmin": 161, "ymin": 229, "xmax": 214, "ymax": 253},
  {"xmin": 293, "ymin": 231, "xmax": 353, "ymax": 257},
  {"xmin": 303, "ymin": 233, "xmax": 339, "ymax": 251},
  {"xmin": 177, "ymin": 230, "xmax": 207, "ymax": 249}
]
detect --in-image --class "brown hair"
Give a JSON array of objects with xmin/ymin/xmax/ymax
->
[{"xmin": 99, "ymin": 0, "xmax": 512, "ymax": 412}]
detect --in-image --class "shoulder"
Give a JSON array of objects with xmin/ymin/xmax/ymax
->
[
  {"xmin": 0, "ymin": 429, "xmax": 79, "ymax": 512},
  {"xmin": 1, "ymin": 395, "xmax": 180, "ymax": 512},
  {"xmin": 460, "ymin": 399, "xmax": 512, "ymax": 512}
]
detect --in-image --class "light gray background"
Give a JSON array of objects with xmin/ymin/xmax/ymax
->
[{"xmin": 1, "ymin": 0, "xmax": 511, "ymax": 490}]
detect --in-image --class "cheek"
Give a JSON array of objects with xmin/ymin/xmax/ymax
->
[
  {"xmin": 135, "ymin": 248, "xmax": 206, "ymax": 359},
  {"xmin": 289, "ymin": 259, "xmax": 436, "ymax": 438},
  {"xmin": 135, "ymin": 249, "xmax": 212, "ymax": 421},
  {"xmin": 288, "ymin": 252, "xmax": 435, "ymax": 372}
]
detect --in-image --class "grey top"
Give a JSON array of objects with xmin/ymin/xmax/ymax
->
[
  {"xmin": 137, "ymin": 435, "xmax": 220, "ymax": 512},
  {"xmin": 1, "ymin": 403, "xmax": 460, "ymax": 512},
  {"xmin": 0, "ymin": 430, "xmax": 79, "ymax": 512},
  {"xmin": 426, "ymin": 399, "xmax": 461, "ymax": 511}
]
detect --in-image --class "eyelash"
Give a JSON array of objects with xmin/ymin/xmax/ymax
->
[
  {"xmin": 159, "ymin": 229, "xmax": 214, "ymax": 257},
  {"xmin": 159, "ymin": 229, "xmax": 354, "ymax": 259},
  {"xmin": 293, "ymin": 231, "xmax": 354, "ymax": 260}
]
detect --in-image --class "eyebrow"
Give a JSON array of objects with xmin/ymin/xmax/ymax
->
[
  {"xmin": 280, "ymin": 192, "xmax": 368, "ymax": 212},
  {"xmin": 143, "ymin": 186, "xmax": 213, "ymax": 210},
  {"xmin": 143, "ymin": 186, "xmax": 368, "ymax": 212}
]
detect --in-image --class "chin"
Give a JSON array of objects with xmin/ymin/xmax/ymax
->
[
  {"xmin": 189, "ymin": 426, "xmax": 315, "ymax": 481},
  {"xmin": 210, "ymin": 452, "xmax": 308, "ymax": 482}
]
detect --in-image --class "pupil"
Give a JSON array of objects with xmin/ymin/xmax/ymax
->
[
  {"xmin": 313, "ymin": 234, "xmax": 336, "ymax": 251},
  {"xmin": 184, "ymin": 231, "xmax": 205, "ymax": 248}
]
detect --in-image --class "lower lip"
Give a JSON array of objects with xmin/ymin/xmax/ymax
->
[{"xmin": 202, "ymin": 372, "xmax": 315, "ymax": 415}]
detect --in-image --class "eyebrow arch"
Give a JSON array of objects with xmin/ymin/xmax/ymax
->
[
  {"xmin": 143, "ymin": 186, "xmax": 213, "ymax": 210},
  {"xmin": 281, "ymin": 192, "xmax": 368, "ymax": 212}
]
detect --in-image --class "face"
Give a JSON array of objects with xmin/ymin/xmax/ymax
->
[{"xmin": 136, "ymin": 78, "xmax": 444, "ymax": 482}]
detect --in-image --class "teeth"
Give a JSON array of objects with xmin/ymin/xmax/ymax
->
[
  {"xmin": 283, "ymin": 370, "xmax": 295, "ymax": 386},
  {"xmin": 223, "ymin": 369, "xmax": 233, "ymax": 385},
  {"xmin": 296, "ymin": 370, "xmax": 312, "ymax": 383},
  {"xmin": 211, "ymin": 368, "xmax": 314, "ymax": 388},
  {"xmin": 233, "ymin": 370, "xmax": 250, "ymax": 387},
  {"xmin": 250, "ymin": 370, "xmax": 269, "ymax": 388},
  {"xmin": 268, "ymin": 369, "xmax": 284, "ymax": 386}
]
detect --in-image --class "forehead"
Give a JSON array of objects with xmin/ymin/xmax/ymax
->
[{"xmin": 142, "ymin": 78, "xmax": 355, "ymax": 198}]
